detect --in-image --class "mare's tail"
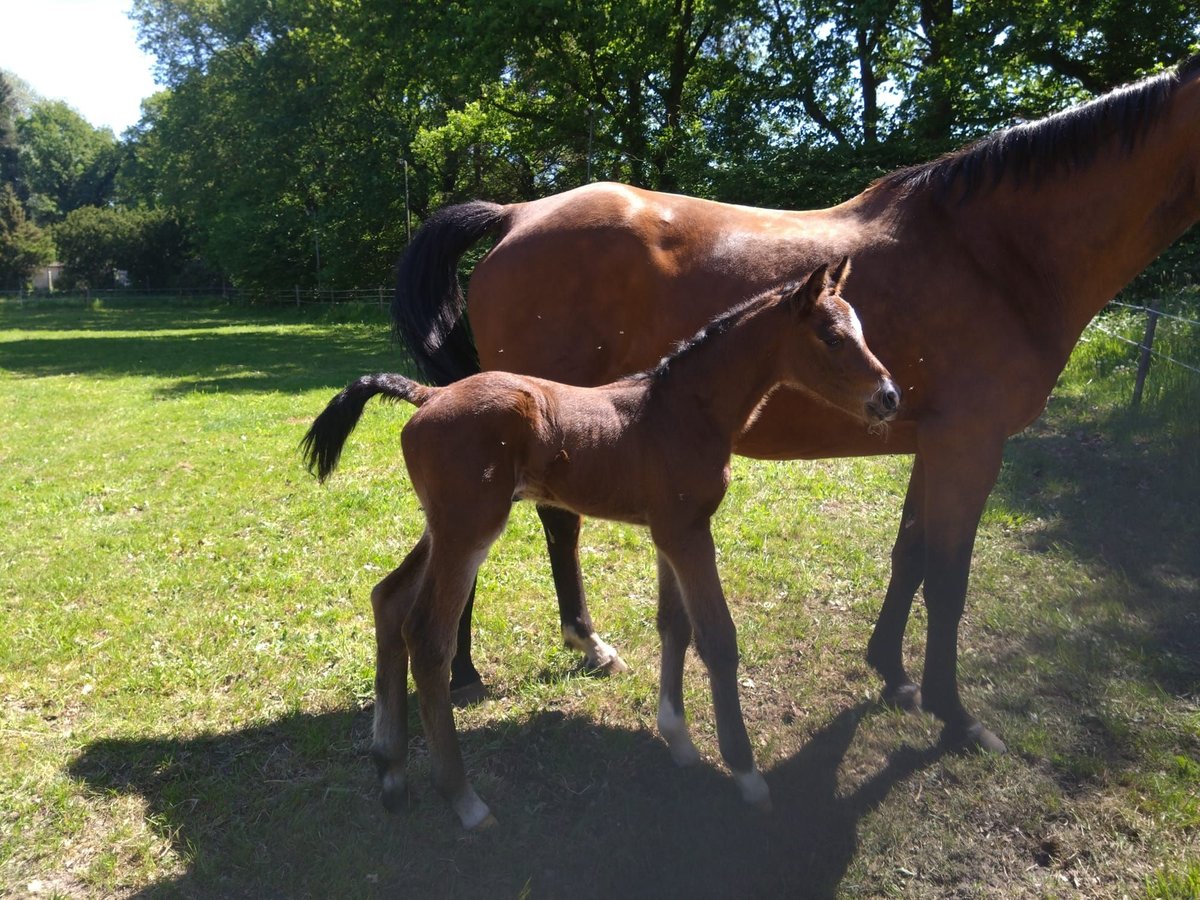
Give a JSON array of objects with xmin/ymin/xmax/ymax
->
[
  {"xmin": 393, "ymin": 200, "xmax": 509, "ymax": 385},
  {"xmin": 302, "ymin": 374, "xmax": 435, "ymax": 482}
]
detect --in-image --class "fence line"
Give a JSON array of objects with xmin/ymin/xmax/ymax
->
[
  {"xmin": 1107, "ymin": 299, "xmax": 1200, "ymax": 329},
  {"xmin": 1086, "ymin": 297, "xmax": 1200, "ymax": 409},
  {"xmin": 0, "ymin": 285, "xmax": 395, "ymax": 306},
  {"xmin": 6, "ymin": 284, "xmax": 1197, "ymax": 394},
  {"xmin": 1085, "ymin": 319, "xmax": 1200, "ymax": 378}
]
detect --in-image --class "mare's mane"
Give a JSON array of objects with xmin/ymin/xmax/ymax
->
[{"xmin": 877, "ymin": 53, "xmax": 1200, "ymax": 199}]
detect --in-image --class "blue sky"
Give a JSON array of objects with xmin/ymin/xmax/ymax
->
[{"xmin": 0, "ymin": 0, "xmax": 159, "ymax": 133}]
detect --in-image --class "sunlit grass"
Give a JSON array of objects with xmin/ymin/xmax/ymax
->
[{"xmin": 1, "ymin": 296, "xmax": 1197, "ymax": 898}]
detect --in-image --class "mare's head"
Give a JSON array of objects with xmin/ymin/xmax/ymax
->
[{"xmin": 776, "ymin": 258, "xmax": 900, "ymax": 425}]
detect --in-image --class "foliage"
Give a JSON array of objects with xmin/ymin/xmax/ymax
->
[
  {"xmin": 0, "ymin": 72, "xmax": 19, "ymax": 187},
  {"xmin": 121, "ymin": 0, "xmax": 1200, "ymax": 291},
  {"xmin": 0, "ymin": 182, "xmax": 55, "ymax": 289},
  {"xmin": 14, "ymin": 101, "xmax": 122, "ymax": 222},
  {"xmin": 51, "ymin": 205, "xmax": 197, "ymax": 289}
]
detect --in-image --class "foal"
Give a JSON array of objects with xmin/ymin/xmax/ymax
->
[{"xmin": 303, "ymin": 260, "xmax": 899, "ymax": 829}]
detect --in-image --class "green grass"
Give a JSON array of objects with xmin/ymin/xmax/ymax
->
[{"xmin": 1, "ymin": 296, "xmax": 1197, "ymax": 898}]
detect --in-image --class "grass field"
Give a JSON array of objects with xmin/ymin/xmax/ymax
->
[{"xmin": 1, "ymin": 296, "xmax": 1197, "ymax": 898}]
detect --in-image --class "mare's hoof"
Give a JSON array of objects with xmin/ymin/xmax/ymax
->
[
  {"xmin": 940, "ymin": 721, "xmax": 1008, "ymax": 754},
  {"xmin": 580, "ymin": 637, "xmax": 630, "ymax": 675},
  {"xmin": 591, "ymin": 653, "xmax": 630, "ymax": 675},
  {"xmin": 450, "ymin": 679, "xmax": 489, "ymax": 707},
  {"xmin": 881, "ymin": 681, "xmax": 922, "ymax": 711}
]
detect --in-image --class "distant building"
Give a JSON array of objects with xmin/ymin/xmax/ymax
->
[{"xmin": 32, "ymin": 264, "xmax": 65, "ymax": 291}]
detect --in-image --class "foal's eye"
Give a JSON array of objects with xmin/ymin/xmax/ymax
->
[{"xmin": 822, "ymin": 335, "xmax": 844, "ymax": 348}]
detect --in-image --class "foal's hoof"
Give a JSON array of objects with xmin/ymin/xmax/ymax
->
[
  {"xmin": 667, "ymin": 737, "xmax": 702, "ymax": 768},
  {"xmin": 450, "ymin": 679, "xmax": 489, "ymax": 707},
  {"xmin": 379, "ymin": 771, "xmax": 409, "ymax": 814},
  {"xmin": 881, "ymin": 681, "xmax": 922, "ymax": 712},
  {"xmin": 940, "ymin": 721, "xmax": 1008, "ymax": 755},
  {"xmin": 733, "ymin": 769, "xmax": 773, "ymax": 814},
  {"xmin": 470, "ymin": 812, "xmax": 498, "ymax": 832},
  {"xmin": 452, "ymin": 787, "xmax": 496, "ymax": 831}
]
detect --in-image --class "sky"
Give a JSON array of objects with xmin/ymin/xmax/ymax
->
[{"xmin": 0, "ymin": 0, "xmax": 159, "ymax": 134}]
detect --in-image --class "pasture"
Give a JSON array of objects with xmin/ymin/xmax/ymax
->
[{"xmin": 1, "ymin": 297, "xmax": 1197, "ymax": 898}]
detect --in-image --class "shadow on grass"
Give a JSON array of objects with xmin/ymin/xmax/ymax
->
[
  {"xmin": 68, "ymin": 701, "xmax": 942, "ymax": 898},
  {"xmin": 0, "ymin": 297, "xmax": 391, "ymax": 334},
  {"xmin": 990, "ymin": 393, "xmax": 1200, "ymax": 698},
  {"xmin": 0, "ymin": 324, "xmax": 411, "ymax": 395}
]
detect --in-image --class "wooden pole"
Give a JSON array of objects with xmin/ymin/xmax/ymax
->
[{"xmin": 1131, "ymin": 299, "xmax": 1160, "ymax": 410}]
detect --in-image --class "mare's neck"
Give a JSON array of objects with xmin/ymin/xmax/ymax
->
[
  {"xmin": 922, "ymin": 71, "xmax": 1200, "ymax": 357},
  {"xmin": 647, "ymin": 301, "xmax": 788, "ymax": 440}
]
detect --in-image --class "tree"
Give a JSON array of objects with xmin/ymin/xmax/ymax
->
[
  {"xmin": 0, "ymin": 183, "xmax": 55, "ymax": 289},
  {"xmin": 123, "ymin": 207, "xmax": 196, "ymax": 288},
  {"xmin": 127, "ymin": 0, "xmax": 1200, "ymax": 290},
  {"xmin": 16, "ymin": 101, "xmax": 122, "ymax": 222},
  {"xmin": 0, "ymin": 73, "xmax": 20, "ymax": 188},
  {"xmin": 53, "ymin": 205, "xmax": 137, "ymax": 288}
]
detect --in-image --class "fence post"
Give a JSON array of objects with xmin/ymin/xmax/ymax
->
[
  {"xmin": 295, "ymin": 285, "xmax": 301, "ymax": 309},
  {"xmin": 1131, "ymin": 298, "xmax": 1160, "ymax": 410}
]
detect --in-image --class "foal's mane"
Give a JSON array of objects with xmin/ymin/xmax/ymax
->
[
  {"xmin": 624, "ymin": 286, "xmax": 790, "ymax": 386},
  {"xmin": 876, "ymin": 53, "xmax": 1200, "ymax": 199}
]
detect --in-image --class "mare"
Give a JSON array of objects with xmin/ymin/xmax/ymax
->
[
  {"xmin": 303, "ymin": 266, "xmax": 900, "ymax": 828},
  {"xmin": 393, "ymin": 55, "xmax": 1200, "ymax": 753}
]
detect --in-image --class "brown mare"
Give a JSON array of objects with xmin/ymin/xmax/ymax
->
[
  {"xmin": 394, "ymin": 55, "xmax": 1200, "ymax": 754},
  {"xmin": 304, "ymin": 266, "xmax": 899, "ymax": 828}
]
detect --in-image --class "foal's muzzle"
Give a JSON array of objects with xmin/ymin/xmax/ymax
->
[{"xmin": 866, "ymin": 378, "xmax": 902, "ymax": 422}]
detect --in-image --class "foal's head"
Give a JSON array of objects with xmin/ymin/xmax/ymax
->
[{"xmin": 776, "ymin": 258, "xmax": 900, "ymax": 424}]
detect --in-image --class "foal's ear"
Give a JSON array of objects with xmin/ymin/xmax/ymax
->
[
  {"xmin": 830, "ymin": 255, "xmax": 852, "ymax": 290},
  {"xmin": 788, "ymin": 262, "xmax": 831, "ymax": 315}
]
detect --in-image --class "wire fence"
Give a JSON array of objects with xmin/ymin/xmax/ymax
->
[
  {"xmin": 6, "ymin": 284, "xmax": 1198, "ymax": 409},
  {"xmin": 1086, "ymin": 297, "xmax": 1200, "ymax": 409},
  {"xmin": 0, "ymin": 285, "xmax": 395, "ymax": 308}
]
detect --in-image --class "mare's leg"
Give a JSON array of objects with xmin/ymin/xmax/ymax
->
[
  {"xmin": 915, "ymin": 427, "xmax": 1007, "ymax": 753},
  {"xmin": 449, "ymin": 581, "xmax": 486, "ymax": 703},
  {"xmin": 865, "ymin": 455, "xmax": 926, "ymax": 710},
  {"xmin": 655, "ymin": 552, "xmax": 700, "ymax": 766},
  {"xmin": 655, "ymin": 524, "xmax": 770, "ymax": 811},
  {"xmin": 538, "ymin": 505, "xmax": 628, "ymax": 673},
  {"xmin": 370, "ymin": 532, "xmax": 430, "ymax": 812}
]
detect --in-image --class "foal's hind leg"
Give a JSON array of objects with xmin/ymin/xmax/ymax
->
[
  {"xmin": 538, "ymin": 506, "xmax": 628, "ymax": 674},
  {"xmin": 655, "ymin": 552, "xmax": 700, "ymax": 766},
  {"xmin": 370, "ymin": 532, "xmax": 431, "ymax": 812},
  {"xmin": 407, "ymin": 533, "xmax": 501, "ymax": 830},
  {"xmin": 654, "ymin": 524, "xmax": 770, "ymax": 811}
]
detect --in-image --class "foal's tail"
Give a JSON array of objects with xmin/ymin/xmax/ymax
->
[
  {"xmin": 301, "ymin": 374, "xmax": 435, "ymax": 482},
  {"xmin": 393, "ymin": 200, "xmax": 509, "ymax": 386}
]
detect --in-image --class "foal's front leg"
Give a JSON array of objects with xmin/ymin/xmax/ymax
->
[
  {"xmin": 655, "ymin": 524, "xmax": 770, "ymax": 811},
  {"xmin": 655, "ymin": 553, "xmax": 700, "ymax": 766}
]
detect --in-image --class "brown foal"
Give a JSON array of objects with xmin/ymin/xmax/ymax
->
[{"xmin": 303, "ymin": 262, "xmax": 899, "ymax": 829}]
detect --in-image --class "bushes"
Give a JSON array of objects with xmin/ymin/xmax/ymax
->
[{"xmin": 52, "ymin": 205, "xmax": 194, "ymax": 289}]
